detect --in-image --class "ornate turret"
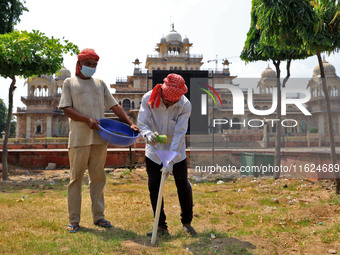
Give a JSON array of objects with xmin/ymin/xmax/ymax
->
[
  {"xmin": 257, "ymin": 66, "xmax": 277, "ymax": 93},
  {"xmin": 313, "ymin": 57, "xmax": 337, "ymax": 78},
  {"xmin": 145, "ymin": 24, "xmax": 203, "ymax": 71}
]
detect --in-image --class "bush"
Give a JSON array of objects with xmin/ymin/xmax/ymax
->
[{"xmin": 309, "ymin": 127, "xmax": 318, "ymax": 133}]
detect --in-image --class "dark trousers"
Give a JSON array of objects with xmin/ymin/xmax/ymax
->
[{"xmin": 145, "ymin": 156, "xmax": 193, "ymax": 228}]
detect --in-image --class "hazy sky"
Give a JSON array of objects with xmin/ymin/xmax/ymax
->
[{"xmin": 1, "ymin": 0, "xmax": 339, "ymax": 110}]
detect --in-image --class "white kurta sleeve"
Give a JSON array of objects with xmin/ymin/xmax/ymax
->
[{"xmin": 138, "ymin": 94, "xmax": 154, "ymax": 140}]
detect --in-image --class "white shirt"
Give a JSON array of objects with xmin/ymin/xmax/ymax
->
[{"xmin": 138, "ymin": 90, "xmax": 191, "ymax": 165}]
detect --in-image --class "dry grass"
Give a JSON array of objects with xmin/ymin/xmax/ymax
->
[{"xmin": 0, "ymin": 167, "xmax": 340, "ymax": 255}]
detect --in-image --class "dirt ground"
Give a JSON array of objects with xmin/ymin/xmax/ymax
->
[
  {"xmin": 0, "ymin": 163, "xmax": 71, "ymax": 189},
  {"xmin": 1, "ymin": 163, "xmax": 339, "ymax": 255}
]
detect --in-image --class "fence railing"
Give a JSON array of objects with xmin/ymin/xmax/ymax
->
[{"xmin": 1, "ymin": 137, "xmax": 68, "ymax": 144}]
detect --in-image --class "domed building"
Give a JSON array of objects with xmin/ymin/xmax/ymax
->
[
  {"xmin": 257, "ymin": 66, "xmax": 277, "ymax": 94},
  {"xmin": 145, "ymin": 24, "xmax": 203, "ymax": 71},
  {"xmin": 14, "ymin": 26, "xmax": 340, "ymax": 143},
  {"xmin": 312, "ymin": 58, "xmax": 337, "ymax": 78},
  {"xmin": 14, "ymin": 67, "xmax": 71, "ymax": 138},
  {"xmin": 111, "ymin": 24, "xmax": 236, "ymax": 128},
  {"xmin": 306, "ymin": 58, "xmax": 340, "ymax": 135}
]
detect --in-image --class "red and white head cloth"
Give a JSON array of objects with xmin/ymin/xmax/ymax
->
[
  {"xmin": 75, "ymin": 48, "xmax": 100, "ymax": 76},
  {"xmin": 148, "ymin": 73, "xmax": 188, "ymax": 109}
]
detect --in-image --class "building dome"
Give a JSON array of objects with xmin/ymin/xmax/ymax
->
[
  {"xmin": 313, "ymin": 58, "xmax": 336, "ymax": 77},
  {"xmin": 165, "ymin": 24, "xmax": 182, "ymax": 43},
  {"xmin": 55, "ymin": 66, "xmax": 71, "ymax": 80},
  {"xmin": 41, "ymin": 74, "xmax": 54, "ymax": 84},
  {"xmin": 261, "ymin": 66, "xmax": 276, "ymax": 78},
  {"xmin": 160, "ymin": 36, "xmax": 166, "ymax": 43},
  {"xmin": 183, "ymin": 37, "xmax": 189, "ymax": 44}
]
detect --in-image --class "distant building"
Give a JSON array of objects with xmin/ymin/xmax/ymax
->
[
  {"xmin": 14, "ymin": 26, "xmax": 340, "ymax": 139},
  {"xmin": 15, "ymin": 67, "xmax": 70, "ymax": 138},
  {"xmin": 306, "ymin": 58, "xmax": 340, "ymax": 135},
  {"xmin": 145, "ymin": 24, "xmax": 203, "ymax": 71},
  {"xmin": 212, "ymin": 59, "xmax": 340, "ymax": 136}
]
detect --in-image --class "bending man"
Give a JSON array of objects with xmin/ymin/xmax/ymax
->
[{"xmin": 138, "ymin": 73, "xmax": 196, "ymax": 237}]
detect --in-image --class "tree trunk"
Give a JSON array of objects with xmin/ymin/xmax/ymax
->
[
  {"xmin": 273, "ymin": 60, "xmax": 281, "ymax": 179},
  {"xmin": 282, "ymin": 59, "xmax": 291, "ymax": 88},
  {"xmin": 2, "ymin": 77, "xmax": 16, "ymax": 181},
  {"xmin": 317, "ymin": 52, "xmax": 340, "ymax": 194}
]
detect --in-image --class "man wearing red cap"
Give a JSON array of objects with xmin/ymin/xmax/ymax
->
[
  {"xmin": 59, "ymin": 48, "xmax": 139, "ymax": 233},
  {"xmin": 138, "ymin": 73, "xmax": 196, "ymax": 237}
]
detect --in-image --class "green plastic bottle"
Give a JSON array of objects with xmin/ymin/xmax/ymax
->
[{"xmin": 156, "ymin": 135, "xmax": 167, "ymax": 144}]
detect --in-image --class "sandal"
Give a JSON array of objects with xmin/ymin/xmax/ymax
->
[
  {"xmin": 94, "ymin": 219, "xmax": 112, "ymax": 228},
  {"xmin": 67, "ymin": 223, "xmax": 80, "ymax": 233}
]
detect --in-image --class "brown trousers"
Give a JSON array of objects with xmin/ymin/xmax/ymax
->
[{"xmin": 68, "ymin": 144, "xmax": 107, "ymax": 224}]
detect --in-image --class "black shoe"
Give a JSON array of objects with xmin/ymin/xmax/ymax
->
[
  {"xmin": 182, "ymin": 224, "xmax": 197, "ymax": 236},
  {"xmin": 147, "ymin": 226, "xmax": 170, "ymax": 237}
]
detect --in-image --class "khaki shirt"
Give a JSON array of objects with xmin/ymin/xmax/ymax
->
[{"xmin": 59, "ymin": 77, "xmax": 118, "ymax": 148}]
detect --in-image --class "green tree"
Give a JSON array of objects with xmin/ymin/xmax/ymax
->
[
  {"xmin": 9, "ymin": 119, "xmax": 16, "ymax": 138},
  {"xmin": 0, "ymin": 30, "xmax": 78, "ymax": 180},
  {"xmin": 242, "ymin": 0, "xmax": 340, "ymax": 194},
  {"xmin": 0, "ymin": 99, "xmax": 16, "ymax": 137},
  {"xmin": 241, "ymin": 0, "xmax": 310, "ymax": 178},
  {"xmin": 305, "ymin": 0, "xmax": 340, "ymax": 193},
  {"xmin": 0, "ymin": 99, "xmax": 6, "ymax": 133},
  {"xmin": 0, "ymin": 0, "xmax": 28, "ymax": 34},
  {"xmin": 253, "ymin": 0, "xmax": 340, "ymax": 193}
]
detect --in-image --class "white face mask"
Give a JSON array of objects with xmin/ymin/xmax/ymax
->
[{"xmin": 80, "ymin": 65, "xmax": 96, "ymax": 77}]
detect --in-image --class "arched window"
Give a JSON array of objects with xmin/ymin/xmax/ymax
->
[
  {"xmin": 35, "ymin": 119, "xmax": 43, "ymax": 134},
  {"xmin": 122, "ymin": 99, "xmax": 131, "ymax": 111},
  {"xmin": 132, "ymin": 101, "xmax": 135, "ymax": 109}
]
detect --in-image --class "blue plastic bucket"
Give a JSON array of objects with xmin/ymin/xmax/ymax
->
[{"xmin": 97, "ymin": 118, "xmax": 140, "ymax": 146}]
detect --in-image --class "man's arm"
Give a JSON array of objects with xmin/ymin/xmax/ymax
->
[
  {"xmin": 62, "ymin": 107, "xmax": 100, "ymax": 129},
  {"xmin": 111, "ymin": 104, "xmax": 139, "ymax": 131},
  {"xmin": 138, "ymin": 95, "xmax": 154, "ymax": 140}
]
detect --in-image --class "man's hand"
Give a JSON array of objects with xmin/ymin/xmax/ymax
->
[
  {"xmin": 161, "ymin": 161, "xmax": 174, "ymax": 179},
  {"xmin": 130, "ymin": 123, "xmax": 139, "ymax": 132},
  {"xmin": 88, "ymin": 118, "xmax": 100, "ymax": 130},
  {"xmin": 146, "ymin": 131, "xmax": 159, "ymax": 145}
]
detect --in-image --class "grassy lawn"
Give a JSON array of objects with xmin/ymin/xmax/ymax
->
[{"xmin": 0, "ymin": 168, "xmax": 339, "ymax": 254}]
